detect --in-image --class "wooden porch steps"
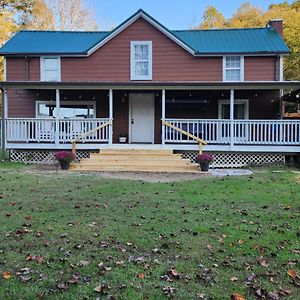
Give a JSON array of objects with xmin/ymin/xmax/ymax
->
[{"xmin": 70, "ymin": 149, "xmax": 200, "ymax": 173}]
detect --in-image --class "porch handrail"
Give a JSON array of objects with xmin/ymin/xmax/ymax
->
[
  {"xmin": 162, "ymin": 120, "xmax": 207, "ymax": 154},
  {"xmin": 71, "ymin": 120, "xmax": 111, "ymax": 155}
]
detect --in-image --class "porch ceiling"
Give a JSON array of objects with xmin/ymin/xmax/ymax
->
[{"xmin": 1, "ymin": 81, "xmax": 300, "ymax": 90}]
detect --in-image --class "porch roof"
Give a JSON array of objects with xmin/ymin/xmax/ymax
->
[{"xmin": 1, "ymin": 81, "xmax": 300, "ymax": 90}]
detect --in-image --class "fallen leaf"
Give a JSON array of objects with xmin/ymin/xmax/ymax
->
[
  {"xmin": 137, "ymin": 272, "xmax": 145, "ymax": 279},
  {"xmin": 79, "ymin": 260, "xmax": 90, "ymax": 267},
  {"xmin": 230, "ymin": 276, "xmax": 238, "ymax": 282},
  {"xmin": 231, "ymin": 293, "xmax": 245, "ymax": 300},
  {"xmin": 287, "ymin": 269, "xmax": 299, "ymax": 279},
  {"xmin": 3, "ymin": 271, "xmax": 11, "ymax": 279},
  {"xmin": 94, "ymin": 284, "xmax": 110, "ymax": 294},
  {"xmin": 267, "ymin": 292, "xmax": 279, "ymax": 300}
]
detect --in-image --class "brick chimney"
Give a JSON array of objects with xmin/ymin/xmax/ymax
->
[{"xmin": 267, "ymin": 19, "xmax": 283, "ymax": 37}]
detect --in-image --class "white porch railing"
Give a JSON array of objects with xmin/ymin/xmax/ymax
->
[
  {"xmin": 164, "ymin": 119, "xmax": 300, "ymax": 145},
  {"xmin": 6, "ymin": 118, "xmax": 111, "ymax": 143}
]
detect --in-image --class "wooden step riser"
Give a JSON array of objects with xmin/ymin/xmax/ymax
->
[
  {"xmin": 82, "ymin": 157, "xmax": 186, "ymax": 163},
  {"xmin": 70, "ymin": 166, "xmax": 200, "ymax": 172},
  {"xmin": 74, "ymin": 161, "xmax": 195, "ymax": 167},
  {"xmin": 99, "ymin": 149, "xmax": 173, "ymax": 155}
]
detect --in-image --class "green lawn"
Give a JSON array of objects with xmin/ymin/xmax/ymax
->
[{"xmin": 0, "ymin": 167, "xmax": 299, "ymax": 299}]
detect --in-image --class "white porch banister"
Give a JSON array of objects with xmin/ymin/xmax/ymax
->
[
  {"xmin": 164, "ymin": 119, "xmax": 300, "ymax": 145},
  {"xmin": 6, "ymin": 118, "xmax": 111, "ymax": 143}
]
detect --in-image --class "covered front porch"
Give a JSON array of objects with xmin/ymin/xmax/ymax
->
[{"xmin": 2, "ymin": 81, "xmax": 300, "ymax": 154}]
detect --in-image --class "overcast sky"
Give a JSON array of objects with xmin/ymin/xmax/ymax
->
[{"xmin": 91, "ymin": 0, "xmax": 291, "ymax": 30}]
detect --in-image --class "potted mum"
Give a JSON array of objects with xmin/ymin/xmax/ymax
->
[
  {"xmin": 119, "ymin": 133, "xmax": 127, "ymax": 143},
  {"xmin": 195, "ymin": 153, "xmax": 214, "ymax": 172},
  {"xmin": 54, "ymin": 151, "xmax": 75, "ymax": 170}
]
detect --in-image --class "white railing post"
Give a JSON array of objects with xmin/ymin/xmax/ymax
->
[
  {"xmin": 55, "ymin": 89, "xmax": 60, "ymax": 146},
  {"xmin": 230, "ymin": 89, "xmax": 235, "ymax": 149},
  {"xmin": 161, "ymin": 89, "xmax": 166, "ymax": 145},
  {"xmin": 108, "ymin": 89, "xmax": 113, "ymax": 145},
  {"xmin": 1, "ymin": 89, "xmax": 8, "ymax": 161}
]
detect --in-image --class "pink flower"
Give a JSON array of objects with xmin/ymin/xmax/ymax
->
[
  {"xmin": 195, "ymin": 153, "xmax": 214, "ymax": 163},
  {"xmin": 54, "ymin": 151, "xmax": 75, "ymax": 163}
]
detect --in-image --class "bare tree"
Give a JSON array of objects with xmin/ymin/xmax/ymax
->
[{"xmin": 46, "ymin": 0, "xmax": 99, "ymax": 31}]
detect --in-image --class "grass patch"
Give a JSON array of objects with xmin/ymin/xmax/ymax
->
[{"xmin": 0, "ymin": 169, "xmax": 299, "ymax": 299}]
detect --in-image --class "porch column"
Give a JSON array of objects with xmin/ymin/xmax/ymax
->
[
  {"xmin": 1, "ymin": 89, "xmax": 7, "ymax": 162},
  {"xmin": 108, "ymin": 89, "xmax": 113, "ymax": 145},
  {"xmin": 161, "ymin": 89, "xmax": 166, "ymax": 145},
  {"xmin": 230, "ymin": 89, "xmax": 235, "ymax": 149},
  {"xmin": 55, "ymin": 89, "xmax": 60, "ymax": 146}
]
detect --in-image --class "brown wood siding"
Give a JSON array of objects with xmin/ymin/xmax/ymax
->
[
  {"xmin": 6, "ymin": 57, "xmax": 40, "ymax": 81},
  {"xmin": 61, "ymin": 18, "xmax": 223, "ymax": 82},
  {"xmin": 244, "ymin": 57, "xmax": 278, "ymax": 81}
]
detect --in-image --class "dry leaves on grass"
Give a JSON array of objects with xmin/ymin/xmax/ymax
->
[{"xmin": 3, "ymin": 271, "xmax": 11, "ymax": 279}]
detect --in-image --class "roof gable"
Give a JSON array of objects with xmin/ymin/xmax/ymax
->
[{"xmin": 86, "ymin": 9, "xmax": 196, "ymax": 55}]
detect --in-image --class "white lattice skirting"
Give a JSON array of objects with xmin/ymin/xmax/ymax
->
[
  {"xmin": 180, "ymin": 151, "xmax": 285, "ymax": 168},
  {"xmin": 9, "ymin": 150, "xmax": 94, "ymax": 165}
]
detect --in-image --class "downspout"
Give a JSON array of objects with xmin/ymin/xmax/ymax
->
[{"xmin": 1, "ymin": 87, "xmax": 6, "ymax": 162}]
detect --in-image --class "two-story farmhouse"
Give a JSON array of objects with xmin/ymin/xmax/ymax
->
[{"xmin": 1, "ymin": 9, "xmax": 300, "ymax": 168}]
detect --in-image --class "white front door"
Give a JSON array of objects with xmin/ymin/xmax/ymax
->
[{"xmin": 129, "ymin": 94, "xmax": 155, "ymax": 143}]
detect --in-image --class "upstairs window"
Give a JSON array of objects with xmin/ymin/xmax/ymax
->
[
  {"xmin": 41, "ymin": 57, "xmax": 61, "ymax": 81},
  {"xmin": 130, "ymin": 41, "xmax": 152, "ymax": 80},
  {"xmin": 223, "ymin": 56, "xmax": 244, "ymax": 82}
]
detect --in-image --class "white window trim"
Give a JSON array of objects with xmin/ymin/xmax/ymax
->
[
  {"xmin": 3, "ymin": 57, "xmax": 6, "ymax": 81},
  {"xmin": 279, "ymin": 55, "xmax": 284, "ymax": 81},
  {"xmin": 130, "ymin": 41, "xmax": 152, "ymax": 80},
  {"xmin": 223, "ymin": 56, "xmax": 244, "ymax": 82},
  {"xmin": 218, "ymin": 99, "xmax": 249, "ymax": 119},
  {"xmin": 36, "ymin": 101, "xmax": 96, "ymax": 118},
  {"xmin": 40, "ymin": 56, "xmax": 61, "ymax": 82}
]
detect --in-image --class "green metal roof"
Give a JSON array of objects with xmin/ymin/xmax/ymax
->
[
  {"xmin": 0, "ymin": 9, "xmax": 290, "ymax": 56},
  {"xmin": 173, "ymin": 28, "xmax": 289, "ymax": 54},
  {"xmin": 0, "ymin": 30, "xmax": 109, "ymax": 55}
]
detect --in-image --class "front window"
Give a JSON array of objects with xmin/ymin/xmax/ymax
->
[
  {"xmin": 36, "ymin": 101, "xmax": 95, "ymax": 118},
  {"xmin": 41, "ymin": 57, "xmax": 61, "ymax": 81},
  {"xmin": 218, "ymin": 100, "xmax": 249, "ymax": 119},
  {"xmin": 130, "ymin": 41, "xmax": 152, "ymax": 80},
  {"xmin": 223, "ymin": 56, "xmax": 243, "ymax": 82}
]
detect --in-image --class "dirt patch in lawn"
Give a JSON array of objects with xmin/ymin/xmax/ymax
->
[{"xmin": 8, "ymin": 164, "xmax": 253, "ymax": 182}]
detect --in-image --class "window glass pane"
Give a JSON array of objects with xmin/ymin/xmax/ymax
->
[
  {"xmin": 221, "ymin": 104, "xmax": 245, "ymax": 119},
  {"xmin": 226, "ymin": 69, "xmax": 240, "ymax": 81},
  {"xmin": 44, "ymin": 58, "xmax": 58, "ymax": 70},
  {"xmin": 134, "ymin": 61, "xmax": 149, "ymax": 76},
  {"xmin": 226, "ymin": 56, "xmax": 240, "ymax": 68},
  {"xmin": 44, "ymin": 70, "xmax": 59, "ymax": 81},
  {"xmin": 134, "ymin": 45, "xmax": 149, "ymax": 60},
  {"xmin": 37, "ymin": 103, "xmax": 94, "ymax": 118}
]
